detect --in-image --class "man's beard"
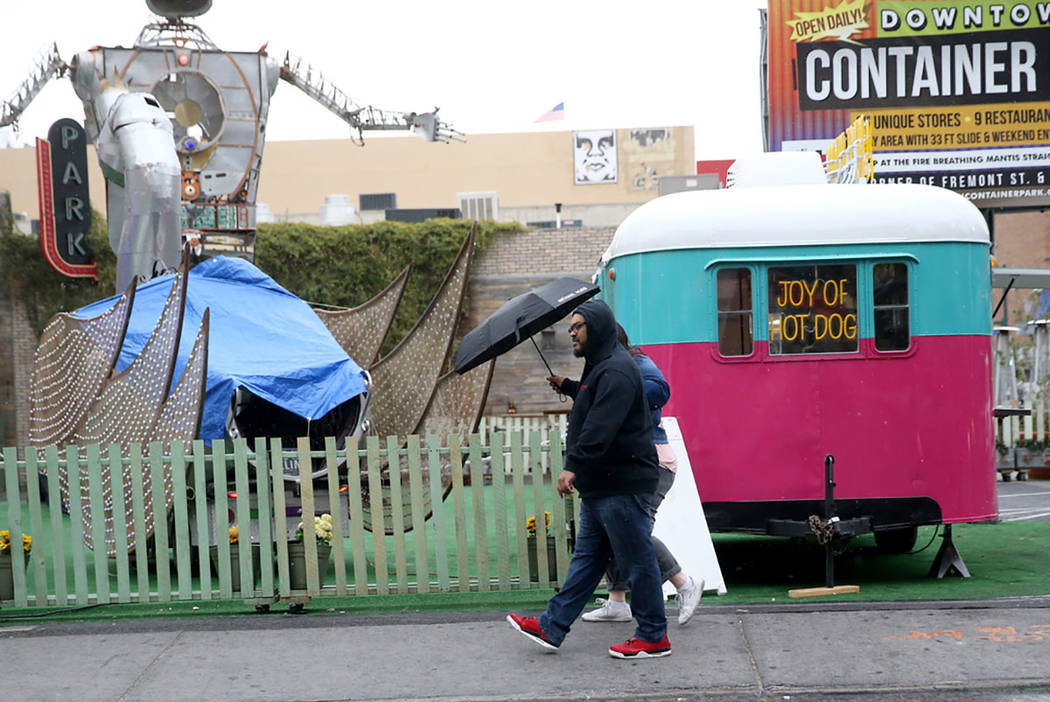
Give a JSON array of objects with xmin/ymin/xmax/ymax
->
[{"xmin": 573, "ymin": 346, "xmax": 585, "ymax": 357}]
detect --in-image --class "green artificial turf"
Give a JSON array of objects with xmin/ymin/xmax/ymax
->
[
  {"xmin": 706, "ymin": 521, "xmax": 1050, "ymax": 604},
  {"xmin": 0, "ymin": 520, "xmax": 1046, "ymax": 624}
]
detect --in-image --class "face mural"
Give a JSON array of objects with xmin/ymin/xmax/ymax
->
[{"xmin": 574, "ymin": 129, "xmax": 617, "ymax": 184}]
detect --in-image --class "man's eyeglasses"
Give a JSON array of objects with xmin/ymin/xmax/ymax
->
[{"xmin": 568, "ymin": 321, "xmax": 586, "ymax": 334}]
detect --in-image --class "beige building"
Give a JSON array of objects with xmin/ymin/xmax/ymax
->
[{"xmin": 0, "ymin": 126, "xmax": 696, "ymax": 229}]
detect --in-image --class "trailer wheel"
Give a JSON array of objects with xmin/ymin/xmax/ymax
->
[{"xmin": 874, "ymin": 526, "xmax": 918, "ymax": 553}]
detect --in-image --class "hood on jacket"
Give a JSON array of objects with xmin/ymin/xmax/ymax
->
[{"xmin": 574, "ymin": 299, "xmax": 620, "ymax": 379}]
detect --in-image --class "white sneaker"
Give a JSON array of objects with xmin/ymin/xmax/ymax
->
[
  {"xmin": 676, "ymin": 577, "xmax": 703, "ymax": 625},
  {"xmin": 581, "ymin": 598, "xmax": 633, "ymax": 622}
]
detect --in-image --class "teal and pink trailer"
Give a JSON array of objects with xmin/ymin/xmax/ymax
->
[{"xmin": 599, "ymin": 183, "xmax": 995, "ymax": 548}]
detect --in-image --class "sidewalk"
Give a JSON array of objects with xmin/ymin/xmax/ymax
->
[{"xmin": 3, "ymin": 598, "xmax": 1050, "ymax": 701}]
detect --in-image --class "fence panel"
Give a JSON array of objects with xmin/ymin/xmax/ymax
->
[
  {"xmin": 365, "ymin": 436, "xmax": 388, "ymax": 594},
  {"xmin": 387, "ymin": 435, "xmax": 408, "ymax": 594},
  {"xmin": 128, "ymin": 444, "xmax": 149, "ymax": 601},
  {"xmin": 172, "ymin": 442, "xmax": 194, "ymax": 600},
  {"xmin": 233, "ymin": 439, "xmax": 256, "ymax": 599},
  {"xmin": 24, "ymin": 449, "xmax": 48, "ymax": 604},
  {"xmin": 406, "ymin": 434, "xmax": 429, "ymax": 594},
  {"xmin": 44, "ymin": 446, "xmax": 68, "ymax": 605},
  {"xmin": 105, "ymin": 445, "xmax": 131, "ymax": 603},
  {"xmin": 489, "ymin": 432, "xmax": 511, "ymax": 589},
  {"xmin": 449, "ymin": 435, "xmax": 470, "ymax": 592},
  {"xmin": 2, "ymin": 446, "xmax": 28, "ymax": 606},
  {"xmin": 510, "ymin": 432, "xmax": 529, "ymax": 586},
  {"xmin": 0, "ymin": 430, "xmax": 573, "ymax": 609},
  {"xmin": 345, "ymin": 436, "xmax": 369, "ymax": 596},
  {"xmin": 325, "ymin": 436, "xmax": 348, "ymax": 596},
  {"xmin": 425, "ymin": 435, "xmax": 450, "ymax": 592},
  {"xmin": 270, "ymin": 437, "xmax": 291, "ymax": 597},
  {"xmin": 296, "ymin": 437, "xmax": 321, "ymax": 596},
  {"xmin": 468, "ymin": 434, "xmax": 490, "ymax": 592}
]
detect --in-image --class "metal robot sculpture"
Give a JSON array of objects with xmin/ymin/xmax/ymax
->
[{"xmin": 1, "ymin": 0, "xmax": 463, "ymax": 291}]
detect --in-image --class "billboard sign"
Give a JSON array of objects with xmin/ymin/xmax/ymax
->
[
  {"xmin": 767, "ymin": 0, "xmax": 1050, "ymax": 208},
  {"xmin": 36, "ymin": 118, "xmax": 96, "ymax": 278}
]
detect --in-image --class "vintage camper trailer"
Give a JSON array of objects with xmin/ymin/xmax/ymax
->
[{"xmin": 599, "ymin": 183, "xmax": 995, "ymax": 550}]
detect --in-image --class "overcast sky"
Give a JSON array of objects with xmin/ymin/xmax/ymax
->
[{"xmin": 0, "ymin": 0, "xmax": 768, "ymax": 159}]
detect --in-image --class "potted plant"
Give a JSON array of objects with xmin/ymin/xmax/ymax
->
[
  {"xmin": 0, "ymin": 529, "xmax": 31, "ymax": 600},
  {"xmin": 210, "ymin": 525, "xmax": 261, "ymax": 592},
  {"xmin": 287, "ymin": 513, "xmax": 333, "ymax": 590},
  {"xmin": 525, "ymin": 511, "xmax": 559, "ymax": 583}
]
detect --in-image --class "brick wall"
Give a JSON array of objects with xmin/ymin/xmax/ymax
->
[
  {"xmin": 991, "ymin": 210, "xmax": 1050, "ymax": 324},
  {"xmin": 0, "ymin": 285, "xmax": 36, "ymax": 447}
]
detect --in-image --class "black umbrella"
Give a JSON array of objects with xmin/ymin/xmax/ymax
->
[{"xmin": 454, "ymin": 277, "xmax": 600, "ymax": 374}]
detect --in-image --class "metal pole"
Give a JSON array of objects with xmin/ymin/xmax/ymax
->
[{"xmin": 824, "ymin": 454, "xmax": 836, "ymax": 588}]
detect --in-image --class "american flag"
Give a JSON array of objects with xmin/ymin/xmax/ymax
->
[{"xmin": 534, "ymin": 102, "xmax": 565, "ymax": 123}]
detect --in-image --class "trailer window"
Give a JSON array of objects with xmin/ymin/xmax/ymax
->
[
  {"xmin": 873, "ymin": 262, "xmax": 910, "ymax": 351},
  {"xmin": 717, "ymin": 268, "xmax": 753, "ymax": 356},
  {"xmin": 767, "ymin": 264, "xmax": 858, "ymax": 355}
]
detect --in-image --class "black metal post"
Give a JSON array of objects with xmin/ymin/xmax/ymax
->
[{"xmin": 824, "ymin": 454, "xmax": 836, "ymax": 588}]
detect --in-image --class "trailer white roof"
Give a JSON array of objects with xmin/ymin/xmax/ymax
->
[{"xmin": 604, "ymin": 183, "xmax": 990, "ymax": 263}]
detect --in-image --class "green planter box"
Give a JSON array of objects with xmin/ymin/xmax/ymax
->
[
  {"xmin": 286, "ymin": 541, "xmax": 332, "ymax": 590},
  {"xmin": 209, "ymin": 543, "xmax": 262, "ymax": 592},
  {"xmin": 526, "ymin": 535, "xmax": 559, "ymax": 582},
  {"xmin": 0, "ymin": 551, "xmax": 28, "ymax": 600}
]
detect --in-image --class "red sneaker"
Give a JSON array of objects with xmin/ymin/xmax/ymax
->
[
  {"xmin": 506, "ymin": 613, "xmax": 559, "ymax": 650},
  {"xmin": 609, "ymin": 633, "xmax": 672, "ymax": 659}
]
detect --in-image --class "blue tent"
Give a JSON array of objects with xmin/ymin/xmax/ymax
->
[{"xmin": 75, "ymin": 256, "xmax": 368, "ymax": 442}]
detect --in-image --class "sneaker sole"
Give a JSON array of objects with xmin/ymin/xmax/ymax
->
[
  {"xmin": 506, "ymin": 615, "xmax": 559, "ymax": 651},
  {"xmin": 582, "ymin": 614, "xmax": 633, "ymax": 623},
  {"xmin": 678, "ymin": 598, "xmax": 699, "ymax": 625},
  {"xmin": 609, "ymin": 648, "xmax": 672, "ymax": 659}
]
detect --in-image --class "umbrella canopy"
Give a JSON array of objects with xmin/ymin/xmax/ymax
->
[{"xmin": 454, "ymin": 277, "xmax": 599, "ymax": 374}]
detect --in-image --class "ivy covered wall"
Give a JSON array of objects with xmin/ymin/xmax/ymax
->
[{"xmin": 0, "ymin": 212, "xmax": 519, "ymax": 444}]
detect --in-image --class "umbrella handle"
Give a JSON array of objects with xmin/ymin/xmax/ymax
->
[
  {"xmin": 530, "ymin": 335, "xmax": 555, "ymax": 376},
  {"xmin": 530, "ymin": 335, "xmax": 567, "ymax": 402}
]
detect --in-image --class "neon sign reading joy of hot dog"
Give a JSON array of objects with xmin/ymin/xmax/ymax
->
[{"xmin": 768, "ymin": 264, "xmax": 857, "ymax": 354}]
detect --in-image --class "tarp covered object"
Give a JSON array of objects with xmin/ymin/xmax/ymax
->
[{"xmin": 75, "ymin": 256, "xmax": 368, "ymax": 441}]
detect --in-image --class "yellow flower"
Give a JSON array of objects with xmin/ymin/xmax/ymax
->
[
  {"xmin": 228, "ymin": 525, "xmax": 239, "ymax": 544},
  {"xmin": 295, "ymin": 513, "xmax": 334, "ymax": 545},
  {"xmin": 0, "ymin": 529, "xmax": 31, "ymax": 554},
  {"xmin": 525, "ymin": 512, "xmax": 552, "ymax": 536}
]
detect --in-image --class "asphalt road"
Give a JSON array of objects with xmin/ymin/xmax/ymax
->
[{"xmin": 997, "ymin": 478, "xmax": 1050, "ymax": 521}]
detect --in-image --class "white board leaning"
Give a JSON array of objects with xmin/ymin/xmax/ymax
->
[{"xmin": 653, "ymin": 416, "xmax": 727, "ymax": 597}]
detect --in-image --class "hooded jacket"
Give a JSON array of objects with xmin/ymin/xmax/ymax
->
[{"xmin": 559, "ymin": 300, "xmax": 659, "ymax": 498}]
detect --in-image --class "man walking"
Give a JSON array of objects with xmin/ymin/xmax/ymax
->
[{"xmin": 506, "ymin": 299, "xmax": 670, "ymax": 659}]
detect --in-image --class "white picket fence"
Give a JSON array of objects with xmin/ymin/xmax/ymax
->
[{"xmin": 478, "ymin": 414, "xmax": 568, "ymax": 445}]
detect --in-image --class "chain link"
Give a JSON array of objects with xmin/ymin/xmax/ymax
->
[{"xmin": 808, "ymin": 514, "xmax": 837, "ymax": 545}]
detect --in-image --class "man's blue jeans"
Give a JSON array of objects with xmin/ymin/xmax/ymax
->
[{"xmin": 538, "ymin": 493, "xmax": 667, "ymax": 645}]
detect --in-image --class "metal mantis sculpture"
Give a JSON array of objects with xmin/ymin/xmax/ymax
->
[{"xmin": 1, "ymin": 0, "xmax": 463, "ymax": 290}]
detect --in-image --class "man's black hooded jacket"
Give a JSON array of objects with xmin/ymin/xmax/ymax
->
[{"xmin": 559, "ymin": 300, "xmax": 659, "ymax": 498}]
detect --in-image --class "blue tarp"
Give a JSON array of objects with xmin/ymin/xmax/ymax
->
[{"xmin": 75, "ymin": 256, "xmax": 368, "ymax": 442}]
